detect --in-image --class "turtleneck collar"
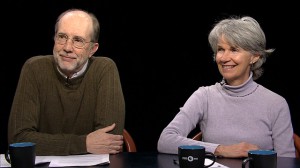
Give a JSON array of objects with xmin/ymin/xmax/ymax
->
[{"xmin": 219, "ymin": 72, "xmax": 259, "ymax": 97}]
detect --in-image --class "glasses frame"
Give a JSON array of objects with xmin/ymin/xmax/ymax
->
[{"xmin": 54, "ymin": 33, "xmax": 93, "ymax": 49}]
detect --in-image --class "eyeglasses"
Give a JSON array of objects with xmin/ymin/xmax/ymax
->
[{"xmin": 55, "ymin": 33, "xmax": 93, "ymax": 49}]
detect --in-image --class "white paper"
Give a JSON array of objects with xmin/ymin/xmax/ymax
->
[
  {"xmin": 0, "ymin": 154, "xmax": 109, "ymax": 167},
  {"xmin": 205, "ymin": 158, "xmax": 230, "ymax": 168},
  {"xmin": 0, "ymin": 155, "xmax": 10, "ymax": 167}
]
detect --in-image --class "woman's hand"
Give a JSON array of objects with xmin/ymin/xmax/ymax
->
[{"xmin": 215, "ymin": 142, "xmax": 259, "ymax": 158}]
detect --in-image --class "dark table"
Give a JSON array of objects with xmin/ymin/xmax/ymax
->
[
  {"xmin": 104, "ymin": 152, "xmax": 300, "ymax": 168},
  {"xmin": 16, "ymin": 152, "xmax": 299, "ymax": 167}
]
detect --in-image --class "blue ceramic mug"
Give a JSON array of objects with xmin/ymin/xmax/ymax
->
[
  {"xmin": 178, "ymin": 145, "xmax": 216, "ymax": 168},
  {"xmin": 242, "ymin": 150, "xmax": 277, "ymax": 168},
  {"xmin": 5, "ymin": 142, "xmax": 36, "ymax": 168}
]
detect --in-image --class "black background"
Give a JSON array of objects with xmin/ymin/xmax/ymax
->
[{"xmin": 1, "ymin": 0, "xmax": 299, "ymax": 153}]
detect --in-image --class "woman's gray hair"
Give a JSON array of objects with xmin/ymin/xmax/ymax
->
[{"xmin": 208, "ymin": 16, "xmax": 274, "ymax": 80}]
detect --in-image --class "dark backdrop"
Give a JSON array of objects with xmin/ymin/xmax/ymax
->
[{"xmin": 1, "ymin": 0, "xmax": 299, "ymax": 153}]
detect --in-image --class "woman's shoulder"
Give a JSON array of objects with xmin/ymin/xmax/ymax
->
[
  {"xmin": 193, "ymin": 83, "xmax": 220, "ymax": 96},
  {"xmin": 257, "ymin": 84, "xmax": 287, "ymax": 103},
  {"xmin": 197, "ymin": 82, "xmax": 220, "ymax": 91}
]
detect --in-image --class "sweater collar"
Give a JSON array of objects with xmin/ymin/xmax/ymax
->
[
  {"xmin": 220, "ymin": 72, "xmax": 259, "ymax": 97},
  {"xmin": 57, "ymin": 60, "xmax": 89, "ymax": 79}
]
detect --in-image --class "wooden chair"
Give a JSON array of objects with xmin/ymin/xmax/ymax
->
[
  {"xmin": 192, "ymin": 131, "xmax": 300, "ymax": 158},
  {"xmin": 191, "ymin": 131, "xmax": 202, "ymax": 141},
  {"xmin": 294, "ymin": 133, "xmax": 300, "ymax": 158},
  {"xmin": 123, "ymin": 129, "xmax": 137, "ymax": 152}
]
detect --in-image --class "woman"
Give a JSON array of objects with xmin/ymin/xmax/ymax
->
[{"xmin": 157, "ymin": 16, "xmax": 295, "ymax": 158}]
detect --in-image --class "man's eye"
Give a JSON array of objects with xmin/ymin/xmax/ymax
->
[
  {"xmin": 73, "ymin": 38, "xmax": 84, "ymax": 43},
  {"xmin": 58, "ymin": 34, "xmax": 67, "ymax": 39}
]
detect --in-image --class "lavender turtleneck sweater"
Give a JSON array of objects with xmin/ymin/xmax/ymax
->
[{"xmin": 157, "ymin": 75, "xmax": 295, "ymax": 157}]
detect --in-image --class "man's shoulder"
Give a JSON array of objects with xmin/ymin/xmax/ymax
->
[
  {"xmin": 90, "ymin": 56, "xmax": 116, "ymax": 67},
  {"xmin": 25, "ymin": 55, "xmax": 53, "ymax": 65},
  {"xmin": 91, "ymin": 56, "xmax": 114, "ymax": 63}
]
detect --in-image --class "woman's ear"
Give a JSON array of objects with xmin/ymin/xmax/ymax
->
[{"xmin": 251, "ymin": 54, "xmax": 260, "ymax": 64}]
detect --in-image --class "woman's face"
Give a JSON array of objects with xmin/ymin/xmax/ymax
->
[{"xmin": 215, "ymin": 36, "xmax": 259, "ymax": 86}]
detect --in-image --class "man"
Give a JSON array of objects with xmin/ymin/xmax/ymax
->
[{"xmin": 8, "ymin": 9, "xmax": 125, "ymax": 156}]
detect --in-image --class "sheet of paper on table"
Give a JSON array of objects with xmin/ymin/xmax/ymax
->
[
  {"xmin": 0, "ymin": 153, "xmax": 109, "ymax": 167},
  {"xmin": 205, "ymin": 158, "xmax": 230, "ymax": 168}
]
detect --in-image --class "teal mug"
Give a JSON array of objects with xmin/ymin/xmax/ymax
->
[
  {"xmin": 242, "ymin": 150, "xmax": 277, "ymax": 168},
  {"xmin": 5, "ymin": 142, "xmax": 36, "ymax": 168}
]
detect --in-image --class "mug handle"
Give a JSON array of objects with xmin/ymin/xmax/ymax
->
[
  {"xmin": 204, "ymin": 151, "xmax": 216, "ymax": 168},
  {"xmin": 5, "ymin": 150, "xmax": 11, "ymax": 164},
  {"xmin": 242, "ymin": 157, "xmax": 253, "ymax": 168}
]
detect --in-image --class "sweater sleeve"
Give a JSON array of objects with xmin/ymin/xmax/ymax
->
[
  {"xmin": 157, "ymin": 87, "xmax": 220, "ymax": 154},
  {"xmin": 271, "ymin": 99, "xmax": 296, "ymax": 157}
]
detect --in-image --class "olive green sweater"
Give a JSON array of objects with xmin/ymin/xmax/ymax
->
[{"xmin": 8, "ymin": 55, "xmax": 125, "ymax": 155}]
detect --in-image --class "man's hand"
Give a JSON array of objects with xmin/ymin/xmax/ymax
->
[{"xmin": 86, "ymin": 123, "xmax": 123, "ymax": 154}]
